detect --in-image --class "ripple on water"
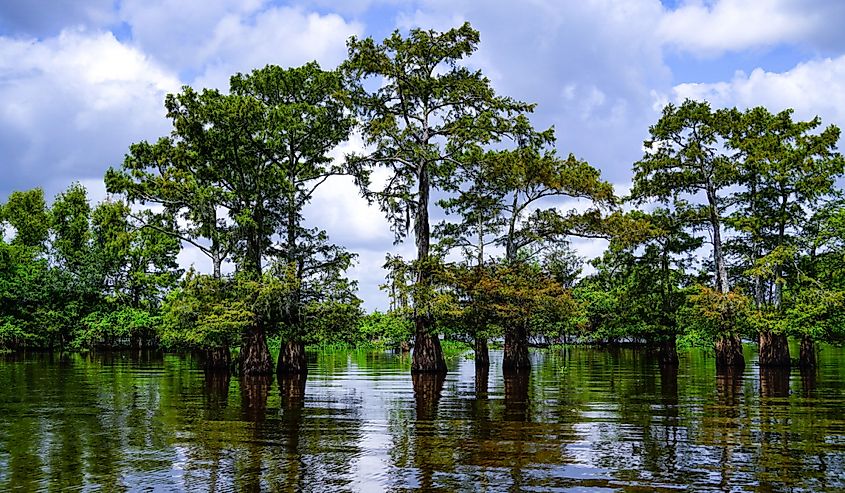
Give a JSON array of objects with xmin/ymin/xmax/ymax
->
[{"xmin": 0, "ymin": 346, "xmax": 844, "ymax": 491}]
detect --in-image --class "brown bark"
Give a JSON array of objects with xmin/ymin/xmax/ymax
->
[
  {"xmin": 475, "ymin": 366, "xmax": 489, "ymax": 398},
  {"xmin": 240, "ymin": 323, "xmax": 272, "ymax": 376},
  {"xmin": 714, "ymin": 334, "xmax": 745, "ymax": 370},
  {"xmin": 409, "ymin": 160, "xmax": 447, "ymax": 375},
  {"xmin": 799, "ymin": 336, "xmax": 817, "ymax": 369},
  {"xmin": 758, "ymin": 331, "xmax": 790, "ymax": 368},
  {"xmin": 203, "ymin": 346, "xmax": 231, "ymax": 372},
  {"xmin": 474, "ymin": 336, "xmax": 489, "ymax": 370},
  {"xmin": 411, "ymin": 316, "xmax": 447, "ymax": 374},
  {"xmin": 658, "ymin": 336, "xmax": 679, "ymax": 367},
  {"xmin": 277, "ymin": 340, "xmax": 308, "ymax": 374},
  {"xmin": 503, "ymin": 324, "xmax": 530, "ymax": 372}
]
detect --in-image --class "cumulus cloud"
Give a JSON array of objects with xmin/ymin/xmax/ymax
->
[
  {"xmin": 394, "ymin": 0, "xmax": 670, "ymax": 184},
  {"xmin": 658, "ymin": 0, "xmax": 811, "ymax": 55},
  {"xmin": 671, "ymin": 55, "xmax": 845, "ymax": 125},
  {"xmin": 0, "ymin": 1, "xmax": 117, "ymax": 38},
  {"xmin": 192, "ymin": 6, "xmax": 362, "ymax": 90},
  {"xmin": 0, "ymin": 29, "xmax": 179, "ymax": 198},
  {"xmin": 117, "ymin": 0, "xmax": 266, "ymax": 72},
  {"xmin": 116, "ymin": 1, "xmax": 362, "ymax": 90},
  {"xmin": 657, "ymin": 0, "xmax": 845, "ymax": 56}
]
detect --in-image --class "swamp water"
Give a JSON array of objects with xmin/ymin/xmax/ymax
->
[{"xmin": 0, "ymin": 346, "xmax": 843, "ymax": 492}]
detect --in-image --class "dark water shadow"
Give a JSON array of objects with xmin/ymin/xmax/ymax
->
[
  {"xmin": 240, "ymin": 375, "xmax": 271, "ymax": 423},
  {"xmin": 800, "ymin": 366, "xmax": 817, "ymax": 398},
  {"xmin": 274, "ymin": 373, "xmax": 308, "ymax": 491},
  {"xmin": 715, "ymin": 368, "xmax": 743, "ymax": 490},
  {"xmin": 760, "ymin": 367, "xmax": 791, "ymax": 399},
  {"xmin": 411, "ymin": 373, "xmax": 446, "ymax": 491},
  {"xmin": 504, "ymin": 370, "xmax": 531, "ymax": 423},
  {"xmin": 203, "ymin": 371, "xmax": 231, "ymax": 417},
  {"xmin": 412, "ymin": 373, "xmax": 446, "ymax": 422},
  {"xmin": 716, "ymin": 368, "xmax": 743, "ymax": 409},
  {"xmin": 475, "ymin": 366, "xmax": 489, "ymax": 399}
]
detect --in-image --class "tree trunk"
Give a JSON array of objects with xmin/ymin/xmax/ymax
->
[
  {"xmin": 706, "ymin": 185, "xmax": 745, "ymax": 372},
  {"xmin": 758, "ymin": 331, "xmax": 790, "ymax": 368},
  {"xmin": 409, "ymin": 162, "xmax": 447, "ymax": 375},
  {"xmin": 799, "ymin": 336, "xmax": 816, "ymax": 369},
  {"xmin": 474, "ymin": 336, "xmax": 489, "ymax": 370},
  {"xmin": 212, "ymin": 254, "xmax": 222, "ymax": 280},
  {"xmin": 277, "ymin": 340, "xmax": 308, "ymax": 374},
  {"xmin": 658, "ymin": 335, "xmax": 679, "ymax": 367},
  {"xmin": 715, "ymin": 334, "xmax": 745, "ymax": 370},
  {"xmin": 240, "ymin": 323, "xmax": 272, "ymax": 376},
  {"xmin": 411, "ymin": 316, "xmax": 447, "ymax": 374},
  {"xmin": 475, "ymin": 366, "xmax": 489, "ymax": 398},
  {"xmin": 503, "ymin": 324, "xmax": 530, "ymax": 372},
  {"xmin": 203, "ymin": 346, "xmax": 231, "ymax": 372}
]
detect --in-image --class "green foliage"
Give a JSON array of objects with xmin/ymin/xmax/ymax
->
[
  {"xmin": 4, "ymin": 188, "xmax": 50, "ymax": 250},
  {"xmin": 77, "ymin": 307, "xmax": 159, "ymax": 349},
  {"xmin": 50, "ymin": 183, "xmax": 91, "ymax": 271},
  {"xmin": 159, "ymin": 272, "xmax": 250, "ymax": 351},
  {"xmin": 357, "ymin": 310, "xmax": 413, "ymax": 349},
  {"xmin": 4, "ymin": 28, "xmax": 845, "ymax": 359}
]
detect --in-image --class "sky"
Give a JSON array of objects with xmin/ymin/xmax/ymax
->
[{"xmin": 2, "ymin": 0, "xmax": 845, "ymax": 310}]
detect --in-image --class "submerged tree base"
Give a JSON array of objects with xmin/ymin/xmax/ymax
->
[
  {"xmin": 240, "ymin": 325, "xmax": 273, "ymax": 376},
  {"xmin": 715, "ymin": 334, "xmax": 745, "ymax": 370},
  {"xmin": 203, "ymin": 347, "xmax": 231, "ymax": 372},
  {"xmin": 277, "ymin": 341, "xmax": 308, "ymax": 374},
  {"xmin": 503, "ymin": 326, "xmax": 530, "ymax": 372},
  {"xmin": 658, "ymin": 336, "xmax": 679, "ymax": 367},
  {"xmin": 411, "ymin": 319, "xmax": 447, "ymax": 374},
  {"xmin": 759, "ymin": 331, "xmax": 790, "ymax": 368},
  {"xmin": 474, "ymin": 337, "xmax": 489, "ymax": 370},
  {"xmin": 799, "ymin": 336, "xmax": 817, "ymax": 369}
]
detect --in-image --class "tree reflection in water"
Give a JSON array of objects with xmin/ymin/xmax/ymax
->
[
  {"xmin": 1, "ymin": 347, "xmax": 845, "ymax": 491},
  {"xmin": 410, "ymin": 372, "xmax": 446, "ymax": 491}
]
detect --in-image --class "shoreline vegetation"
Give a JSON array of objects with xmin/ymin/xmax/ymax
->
[{"xmin": 1, "ymin": 23, "xmax": 844, "ymax": 381}]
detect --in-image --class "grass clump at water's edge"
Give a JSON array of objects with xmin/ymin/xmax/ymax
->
[{"xmin": 265, "ymin": 337, "xmax": 474, "ymax": 357}]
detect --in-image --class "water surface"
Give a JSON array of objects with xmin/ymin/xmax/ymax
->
[{"xmin": 1, "ymin": 346, "xmax": 843, "ymax": 491}]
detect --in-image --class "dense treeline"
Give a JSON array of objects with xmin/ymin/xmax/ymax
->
[{"xmin": 1, "ymin": 23, "xmax": 844, "ymax": 376}]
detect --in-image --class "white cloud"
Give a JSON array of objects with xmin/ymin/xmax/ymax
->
[
  {"xmin": 116, "ymin": 2, "xmax": 362, "ymax": 90},
  {"xmin": 0, "ymin": 29, "xmax": 179, "ymax": 198},
  {"xmin": 658, "ymin": 0, "xmax": 814, "ymax": 55},
  {"xmin": 671, "ymin": 55, "xmax": 845, "ymax": 125},
  {"xmin": 388, "ymin": 0, "xmax": 670, "ymax": 185},
  {"xmin": 192, "ymin": 6, "xmax": 362, "ymax": 90},
  {"xmin": 117, "ymin": 0, "xmax": 267, "ymax": 71}
]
